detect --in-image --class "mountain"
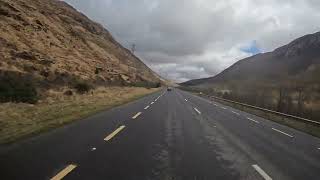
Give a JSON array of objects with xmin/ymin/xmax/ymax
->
[
  {"xmin": 181, "ymin": 31, "xmax": 320, "ymax": 120},
  {"xmin": 181, "ymin": 31, "xmax": 320, "ymax": 87},
  {"xmin": 0, "ymin": 0, "xmax": 160, "ymax": 89}
]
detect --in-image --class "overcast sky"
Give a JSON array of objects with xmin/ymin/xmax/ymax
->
[{"xmin": 64, "ymin": 0, "xmax": 320, "ymax": 82}]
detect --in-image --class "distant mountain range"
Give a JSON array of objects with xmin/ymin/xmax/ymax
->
[
  {"xmin": 0, "ymin": 0, "xmax": 160, "ymax": 88},
  {"xmin": 181, "ymin": 31, "xmax": 320, "ymax": 87}
]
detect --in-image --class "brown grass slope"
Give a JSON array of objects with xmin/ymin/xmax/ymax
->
[{"xmin": 0, "ymin": 0, "xmax": 160, "ymax": 88}]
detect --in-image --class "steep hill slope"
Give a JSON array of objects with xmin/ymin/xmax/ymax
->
[
  {"xmin": 0, "ymin": 0, "xmax": 160, "ymax": 89},
  {"xmin": 182, "ymin": 31, "xmax": 320, "ymax": 87}
]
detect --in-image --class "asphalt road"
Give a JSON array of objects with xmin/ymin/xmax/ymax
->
[{"xmin": 1, "ymin": 88, "xmax": 320, "ymax": 180}]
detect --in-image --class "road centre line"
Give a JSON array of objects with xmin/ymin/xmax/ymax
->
[
  {"xmin": 144, "ymin": 105, "xmax": 150, "ymax": 110},
  {"xmin": 247, "ymin": 117, "xmax": 259, "ymax": 123},
  {"xmin": 104, "ymin": 125, "xmax": 126, "ymax": 141},
  {"xmin": 252, "ymin": 164, "xmax": 272, "ymax": 180},
  {"xmin": 194, "ymin": 107, "xmax": 201, "ymax": 114},
  {"xmin": 132, "ymin": 112, "xmax": 142, "ymax": 119},
  {"xmin": 50, "ymin": 164, "xmax": 77, "ymax": 180},
  {"xmin": 150, "ymin": 102, "xmax": 154, "ymax": 105},
  {"xmin": 271, "ymin": 128, "xmax": 294, "ymax": 138}
]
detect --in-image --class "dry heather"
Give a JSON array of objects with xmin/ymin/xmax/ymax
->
[
  {"xmin": 0, "ymin": 0, "xmax": 159, "ymax": 86},
  {"xmin": 0, "ymin": 87, "xmax": 159, "ymax": 144}
]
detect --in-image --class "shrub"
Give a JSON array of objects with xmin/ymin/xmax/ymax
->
[
  {"xmin": 155, "ymin": 82, "xmax": 161, "ymax": 88},
  {"xmin": 130, "ymin": 81, "xmax": 161, "ymax": 88},
  {"xmin": 74, "ymin": 81, "xmax": 92, "ymax": 94},
  {"xmin": 0, "ymin": 75, "xmax": 39, "ymax": 104},
  {"xmin": 64, "ymin": 90, "xmax": 73, "ymax": 96}
]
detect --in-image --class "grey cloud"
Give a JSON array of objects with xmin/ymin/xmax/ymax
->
[{"xmin": 64, "ymin": 0, "xmax": 320, "ymax": 82}]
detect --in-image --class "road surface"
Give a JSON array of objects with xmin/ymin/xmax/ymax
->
[{"xmin": 1, "ymin": 88, "xmax": 320, "ymax": 180}]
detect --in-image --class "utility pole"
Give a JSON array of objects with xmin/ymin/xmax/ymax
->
[{"xmin": 131, "ymin": 43, "xmax": 136, "ymax": 54}]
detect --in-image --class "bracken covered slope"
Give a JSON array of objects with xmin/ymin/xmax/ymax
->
[{"xmin": 0, "ymin": 0, "xmax": 160, "ymax": 88}]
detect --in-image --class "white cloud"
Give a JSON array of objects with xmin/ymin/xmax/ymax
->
[{"xmin": 64, "ymin": 0, "xmax": 320, "ymax": 82}]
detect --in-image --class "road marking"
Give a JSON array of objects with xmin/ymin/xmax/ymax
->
[
  {"xmin": 231, "ymin": 111, "xmax": 240, "ymax": 115},
  {"xmin": 213, "ymin": 103, "xmax": 218, "ymax": 106},
  {"xmin": 150, "ymin": 102, "xmax": 154, "ymax": 105},
  {"xmin": 221, "ymin": 107, "xmax": 227, "ymax": 109},
  {"xmin": 104, "ymin": 125, "xmax": 126, "ymax": 141},
  {"xmin": 318, "ymin": 148, "xmax": 320, "ymax": 150},
  {"xmin": 247, "ymin": 117, "xmax": 259, "ymax": 123},
  {"xmin": 271, "ymin": 128, "xmax": 294, "ymax": 138},
  {"xmin": 50, "ymin": 164, "xmax": 77, "ymax": 180},
  {"xmin": 91, "ymin": 147, "xmax": 96, "ymax": 151},
  {"xmin": 144, "ymin": 105, "xmax": 150, "ymax": 110},
  {"xmin": 132, "ymin": 112, "xmax": 142, "ymax": 119},
  {"xmin": 194, "ymin": 107, "xmax": 201, "ymax": 114},
  {"xmin": 185, "ymin": 99, "xmax": 188, "ymax": 101},
  {"xmin": 252, "ymin": 164, "xmax": 272, "ymax": 180}
]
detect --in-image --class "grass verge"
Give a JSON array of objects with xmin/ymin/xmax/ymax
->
[{"xmin": 0, "ymin": 86, "xmax": 159, "ymax": 144}]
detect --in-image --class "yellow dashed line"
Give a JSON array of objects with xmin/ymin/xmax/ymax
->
[
  {"xmin": 50, "ymin": 164, "xmax": 77, "ymax": 180},
  {"xmin": 132, "ymin": 112, "xmax": 142, "ymax": 119},
  {"xmin": 104, "ymin": 125, "xmax": 126, "ymax": 141}
]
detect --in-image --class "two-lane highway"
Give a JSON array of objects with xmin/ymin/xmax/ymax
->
[{"xmin": 1, "ymin": 88, "xmax": 320, "ymax": 180}]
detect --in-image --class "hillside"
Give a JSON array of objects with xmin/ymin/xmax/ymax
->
[
  {"xmin": 0, "ymin": 0, "xmax": 160, "ymax": 92},
  {"xmin": 181, "ymin": 31, "xmax": 320, "ymax": 121},
  {"xmin": 0, "ymin": 0, "xmax": 162, "ymax": 143},
  {"xmin": 182, "ymin": 31, "xmax": 320, "ymax": 87}
]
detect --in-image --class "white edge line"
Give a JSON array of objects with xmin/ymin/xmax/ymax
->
[
  {"xmin": 132, "ymin": 112, "xmax": 142, "ymax": 119},
  {"xmin": 194, "ymin": 107, "xmax": 201, "ymax": 114},
  {"xmin": 252, "ymin": 164, "xmax": 272, "ymax": 180},
  {"xmin": 144, "ymin": 105, "xmax": 150, "ymax": 110},
  {"xmin": 247, "ymin": 117, "xmax": 259, "ymax": 123},
  {"xmin": 231, "ymin": 111, "xmax": 240, "ymax": 115},
  {"xmin": 271, "ymin": 128, "xmax": 294, "ymax": 138}
]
